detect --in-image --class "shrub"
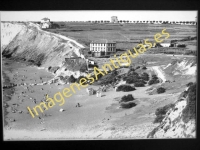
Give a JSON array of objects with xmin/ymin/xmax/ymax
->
[
  {"xmin": 148, "ymin": 79, "xmax": 159, "ymax": 85},
  {"xmin": 129, "ymin": 67, "xmax": 135, "ymax": 72},
  {"xmin": 186, "ymin": 82, "xmax": 193, "ymax": 87},
  {"xmin": 139, "ymin": 79, "xmax": 147, "ymax": 84},
  {"xmin": 148, "ymin": 80, "xmax": 154, "ymax": 85},
  {"xmin": 154, "ymin": 79, "xmax": 159, "ymax": 84},
  {"xmin": 121, "ymin": 94, "xmax": 134, "ymax": 102},
  {"xmin": 76, "ymin": 76, "xmax": 85, "ymax": 83},
  {"xmin": 135, "ymin": 66, "xmax": 140, "ymax": 69},
  {"xmin": 153, "ymin": 103, "xmax": 175, "ymax": 123},
  {"xmin": 116, "ymin": 84, "xmax": 136, "ymax": 92},
  {"xmin": 48, "ymin": 66, "xmax": 52, "ymax": 71},
  {"xmin": 111, "ymin": 70, "xmax": 118, "ymax": 76},
  {"xmin": 126, "ymin": 77, "xmax": 140, "ymax": 84},
  {"xmin": 68, "ymin": 75, "xmax": 76, "ymax": 83},
  {"xmin": 140, "ymin": 75, "xmax": 149, "ymax": 81},
  {"xmin": 80, "ymin": 63, "xmax": 88, "ymax": 72},
  {"xmin": 178, "ymin": 91, "xmax": 188, "ymax": 100},
  {"xmin": 157, "ymin": 87, "xmax": 166, "ymax": 94},
  {"xmin": 120, "ymin": 101, "xmax": 136, "ymax": 108},
  {"xmin": 152, "ymin": 75, "xmax": 158, "ymax": 80},
  {"xmin": 123, "ymin": 76, "xmax": 128, "ymax": 81},
  {"xmin": 153, "ymin": 115, "xmax": 165, "ymax": 124},
  {"xmin": 142, "ymin": 66, "xmax": 147, "ymax": 69},
  {"xmin": 99, "ymin": 73, "xmax": 117, "ymax": 85},
  {"xmin": 140, "ymin": 72, "xmax": 149, "ymax": 81},
  {"xmin": 182, "ymin": 83, "xmax": 196, "ymax": 123},
  {"xmin": 142, "ymin": 72, "xmax": 149, "ymax": 76}
]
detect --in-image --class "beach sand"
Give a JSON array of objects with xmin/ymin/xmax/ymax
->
[{"xmin": 3, "ymin": 57, "xmax": 179, "ymax": 140}]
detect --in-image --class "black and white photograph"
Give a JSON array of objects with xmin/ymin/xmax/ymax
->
[{"xmin": 1, "ymin": 10, "xmax": 197, "ymax": 140}]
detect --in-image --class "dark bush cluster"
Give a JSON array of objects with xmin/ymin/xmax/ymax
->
[
  {"xmin": 142, "ymin": 66, "xmax": 147, "ymax": 69},
  {"xmin": 120, "ymin": 101, "xmax": 136, "ymax": 108},
  {"xmin": 122, "ymin": 76, "xmax": 128, "ymax": 81},
  {"xmin": 148, "ymin": 79, "xmax": 159, "ymax": 85},
  {"xmin": 148, "ymin": 75, "xmax": 159, "ymax": 85},
  {"xmin": 60, "ymin": 76, "xmax": 69, "ymax": 83},
  {"xmin": 135, "ymin": 66, "xmax": 140, "ymax": 69},
  {"xmin": 153, "ymin": 103, "xmax": 175, "ymax": 123},
  {"xmin": 68, "ymin": 75, "xmax": 76, "ymax": 83},
  {"xmin": 120, "ymin": 94, "xmax": 134, "ymax": 102},
  {"xmin": 124, "ymin": 71, "xmax": 149, "ymax": 87},
  {"xmin": 157, "ymin": 87, "xmax": 166, "ymax": 94},
  {"xmin": 116, "ymin": 84, "xmax": 136, "ymax": 92},
  {"xmin": 126, "ymin": 77, "xmax": 140, "ymax": 84},
  {"xmin": 152, "ymin": 75, "xmax": 158, "ymax": 80},
  {"xmin": 178, "ymin": 91, "xmax": 188, "ymax": 100},
  {"xmin": 186, "ymin": 82, "xmax": 193, "ymax": 87},
  {"xmin": 80, "ymin": 63, "xmax": 88, "ymax": 72},
  {"xmin": 140, "ymin": 72, "xmax": 149, "ymax": 81},
  {"xmin": 128, "ymin": 67, "xmax": 135, "ymax": 72},
  {"xmin": 98, "ymin": 71, "xmax": 118, "ymax": 85},
  {"xmin": 76, "ymin": 76, "xmax": 85, "ymax": 83},
  {"xmin": 182, "ymin": 83, "xmax": 196, "ymax": 123}
]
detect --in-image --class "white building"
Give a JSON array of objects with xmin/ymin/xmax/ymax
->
[
  {"xmin": 40, "ymin": 17, "xmax": 51, "ymax": 29},
  {"xmin": 111, "ymin": 16, "xmax": 118, "ymax": 23},
  {"xmin": 160, "ymin": 43, "xmax": 171, "ymax": 47},
  {"xmin": 90, "ymin": 39, "xmax": 116, "ymax": 57}
]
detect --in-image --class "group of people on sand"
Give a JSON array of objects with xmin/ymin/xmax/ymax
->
[
  {"xmin": 86, "ymin": 82, "xmax": 119, "ymax": 99},
  {"xmin": 96, "ymin": 84, "xmax": 111, "ymax": 97}
]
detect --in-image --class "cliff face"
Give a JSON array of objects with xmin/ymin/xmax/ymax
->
[
  {"xmin": 1, "ymin": 22, "xmax": 24, "ymax": 50},
  {"xmin": 1, "ymin": 22, "xmax": 86, "ymax": 71},
  {"xmin": 163, "ymin": 58, "xmax": 196, "ymax": 76},
  {"xmin": 148, "ymin": 83, "xmax": 196, "ymax": 138}
]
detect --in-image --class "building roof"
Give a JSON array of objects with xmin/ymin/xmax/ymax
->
[
  {"xmin": 91, "ymin": 39, "xmax": 116, "ymax": 44},
  {"xmin": 41, "ymin": 17, "xmax": 50, "ymax": 21},
  {"xmin": 42, "ymin": 22, "xmax": 51, "ymax": 25},
  {"xmin": 160, "ymin": 43, "xmax": 171, "ymax": 46}
]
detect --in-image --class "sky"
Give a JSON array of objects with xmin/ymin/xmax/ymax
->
[{"xmin": 0, "ymin": 11, "xmax": 198, "ymax": 22}]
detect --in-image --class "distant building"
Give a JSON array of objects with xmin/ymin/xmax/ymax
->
[
  {"xmin": 155, "ymin": 43, "xmax": 171, "ymax": 48},
  {"xmin": 160, "ymin": 43, "xmax": 171, "ymax": 47},
  {"xmin": 40, "ymin": 17, "xmax": 51, "ymax": 29},
  {"xmin": 90, "ymin": 39, "xmax": 116, "ymax": 57},
  {"xmin": 111, "ymin": 16, "xmax": 118, "ymax": 23}
]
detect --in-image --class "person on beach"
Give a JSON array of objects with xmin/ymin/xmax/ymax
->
[
  {"xmin": 76, "ymin": 103, "xmax": 81, "ymax": 107},
  {"xmin": 96, "ymin": 86, "xmax": 102, "ymax": 97}
]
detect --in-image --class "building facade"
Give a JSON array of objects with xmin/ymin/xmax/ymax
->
[
  {"xmin": 90, "ymin": 40, "xmax": 116, "ymax": 57},
  {"xmin": 111, "ymin": 16, "xmax": 118, "ymax": 23},
  {"xmin": 40, "ymin": 17, "xmax": 51, "ymax": 29}
]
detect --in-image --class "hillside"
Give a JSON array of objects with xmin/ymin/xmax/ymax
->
[
  {"xmin": 1, "ymin": 22, "xmax": 86, "ymax": 73},
  {"xmin": 147, "ymin": 83, "xmax": 196, "ymax": 138},
  {"xmin": 45, "ymin": 23, "xmax": 197, "ymax": 49}
]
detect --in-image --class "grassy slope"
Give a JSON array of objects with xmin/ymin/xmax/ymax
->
[{"xmin": 45, "ymin": 23, "xmax": 197, "ymax": 49}]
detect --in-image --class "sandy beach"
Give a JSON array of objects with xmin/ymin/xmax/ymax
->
[
  {"xmin": 1, "ymin": 17, "xmax": 196, "ymax": 140},
  {"xmin": 3, "ymin": 57, "xmax": 182, "ymax": 140}
]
